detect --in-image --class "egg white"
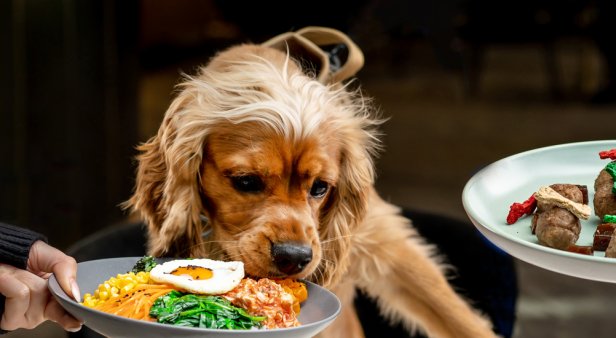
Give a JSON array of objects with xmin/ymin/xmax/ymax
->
[{"xmin": 149, "ymin": 259, "xmax": 244, "ymax": 295}]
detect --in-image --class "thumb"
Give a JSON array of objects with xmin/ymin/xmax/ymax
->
[{"xmin": 29, "ymin": 241, "xmax": 81, "ymax": 302}]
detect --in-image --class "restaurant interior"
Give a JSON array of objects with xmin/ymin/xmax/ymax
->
[{"xmin": 2, "ymin": 0, "xmax": 616, "ymax": 337}]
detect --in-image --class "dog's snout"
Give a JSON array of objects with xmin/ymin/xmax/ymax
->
[{"xmin": 271, "ymin": 242, "xmax": 313, "ymax": 275}]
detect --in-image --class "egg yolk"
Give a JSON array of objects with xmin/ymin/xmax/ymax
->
[{"xmin": 170, "ymin": 265, "xmax": 213, "ymax": 280}]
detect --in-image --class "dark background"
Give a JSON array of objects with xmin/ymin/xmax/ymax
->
[
  {"xmin": 2, "ymin": 0, "xmax": 613, "ymax": 251},
  {"xmin": 2, "ymin": 1, "xmax": 616, "ymax": 337}
]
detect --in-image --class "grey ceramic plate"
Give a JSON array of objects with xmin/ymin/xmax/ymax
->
[
  {"xmin": 463, "ymin": 140, "xmax": 616, "ymax": 282},
  {"xmin": 48, "ymin": 257, "xmax": 341, "ymax": 338}
]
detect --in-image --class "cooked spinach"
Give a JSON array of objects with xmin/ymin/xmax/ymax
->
[{"xmin": 149, "ymin": 290, "xmax": 265, "ymax": 329}]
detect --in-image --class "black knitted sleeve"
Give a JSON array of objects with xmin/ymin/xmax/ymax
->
[{"xmin": 0, "ymin": 222, "xmax": 48, "ymax": 269}]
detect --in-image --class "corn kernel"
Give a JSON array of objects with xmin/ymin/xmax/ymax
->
[{"xmin": 81, "ymin": 271, "xmax": 151, "ymax": 308}]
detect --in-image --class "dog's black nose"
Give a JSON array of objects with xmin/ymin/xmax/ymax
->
[{"xmin": 271, "ymin": 242, "xmax": 312, "ymax": 275}]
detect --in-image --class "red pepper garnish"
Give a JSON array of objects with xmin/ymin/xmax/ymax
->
[
  {"xmin": 599, "ymin": 149, "xmax": 616, "ymax": 160},
  {"xmin": 506, "ymin": 194, "xmax": 537, "ymax": 225}
]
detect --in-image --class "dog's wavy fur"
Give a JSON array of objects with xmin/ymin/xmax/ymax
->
[{"xmin": 125, "ymin": 44, "xmax": 496, "ymax": 338}]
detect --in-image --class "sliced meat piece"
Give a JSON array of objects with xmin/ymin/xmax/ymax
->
[
  {"xmin": 605, "ymin": 230, "xmax": 616, "ymax": 258},
  {"xmin": 533, "ymin": 184, "xmax": 584, "ymax": 250},
  {"xmin": 594, "ymin": 169, "xmax": 616, "ymax": 220},
  {"xmin": 534, "ymin": 207, "xmax": 581, "ymax": 250},
  {"xmin": 593, "ymin": 223, "xmax": 616, "ymax": 251}
]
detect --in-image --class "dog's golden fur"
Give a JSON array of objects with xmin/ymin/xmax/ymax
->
[{"xmin": 125, "ymin": 43, "xmax": 496, "ymax": 337}]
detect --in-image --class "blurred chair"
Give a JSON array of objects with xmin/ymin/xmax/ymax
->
[{"xmin": 66, "ymin": 209, "xmax": 517, "ymax": 338}]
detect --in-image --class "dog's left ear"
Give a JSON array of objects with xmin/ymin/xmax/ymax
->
[
  {"xmin": 317, "ymin": 120, "xmax": 379, "ymax": 288},
  {"xmin": 123, "ymin": 88, "xmax": 207, "ymax": 258}
]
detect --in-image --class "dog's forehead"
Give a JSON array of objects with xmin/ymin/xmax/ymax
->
[{"xmin": 207, "ymin": 128, "xmax": 339, "ymax": 179}]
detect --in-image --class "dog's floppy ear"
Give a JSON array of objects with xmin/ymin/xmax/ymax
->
[
  {"xmin": 317, "ymin": 111, "xmax": 381, "ymax": 288},
  {"xmin": 124, "ymin": 88, "xmax": 207, "ymax": 258}
]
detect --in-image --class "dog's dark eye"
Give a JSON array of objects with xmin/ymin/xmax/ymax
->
[
  {"xmin": 309, "ymin": 179, "xmax": 329, "ymax": 198},
  {"xmin": 231, "ymin": 175, "xmax": 264, "ymax": 193}
]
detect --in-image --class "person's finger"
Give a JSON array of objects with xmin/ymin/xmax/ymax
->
[
  {"xmin": 0, "ymin": 264, "xmax": 44, "ymax": 330},
  {"xmin": 44, "ymin": 298, "xmax": 82, "ymax": 332},
  {"xmin": 0, "ymin": 265, "xmax": 32, "ymax": 330},
  {"xmin": 28, "ymin": 241, "xmax": 80, "ymax": 302}
]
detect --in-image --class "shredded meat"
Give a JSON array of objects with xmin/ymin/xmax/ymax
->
[{"xmin": 223, "ymin": 278, "xmax": 300, "ymax": 329}]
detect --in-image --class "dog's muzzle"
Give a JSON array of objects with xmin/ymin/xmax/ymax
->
[{"xmin": 271, "ymin": 242, "xmax": 313, "ymax": 275}]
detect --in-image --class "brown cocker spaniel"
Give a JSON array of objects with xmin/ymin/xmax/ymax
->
[{"xmin": 125, "ymin": 27, "xmax": 496, "ymax": 338}]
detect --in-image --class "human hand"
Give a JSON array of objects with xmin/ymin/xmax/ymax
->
[{"xmin": 0, "ymin": 240, "xmax": 82, "ymax": 332}]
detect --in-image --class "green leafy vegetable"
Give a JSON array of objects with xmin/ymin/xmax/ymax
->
[
  {"xmin": 149, "ymin": 290, "xmax": 265, "ymax": 329},
  {"xmin": 130, "ymin": 255, "xmax": 158, "ymax": 273}
]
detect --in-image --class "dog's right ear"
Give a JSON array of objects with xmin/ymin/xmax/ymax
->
[{"xmin": 123, "ymin": 88, "xmax": 207, "ymax": 258}]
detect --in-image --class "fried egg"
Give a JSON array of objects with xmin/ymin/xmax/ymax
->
[{"xmin": 149, "ymin": 259, "xmax": 244, "ymax": 295}]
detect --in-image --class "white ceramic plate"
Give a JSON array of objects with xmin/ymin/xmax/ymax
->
[
  {"xmin": 463, "ymin": 140, "xmax": 616, "ymax": 283},
  {"xmin": 48, "ymin": 257, "xmax": 341, "ymax": 338}
]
